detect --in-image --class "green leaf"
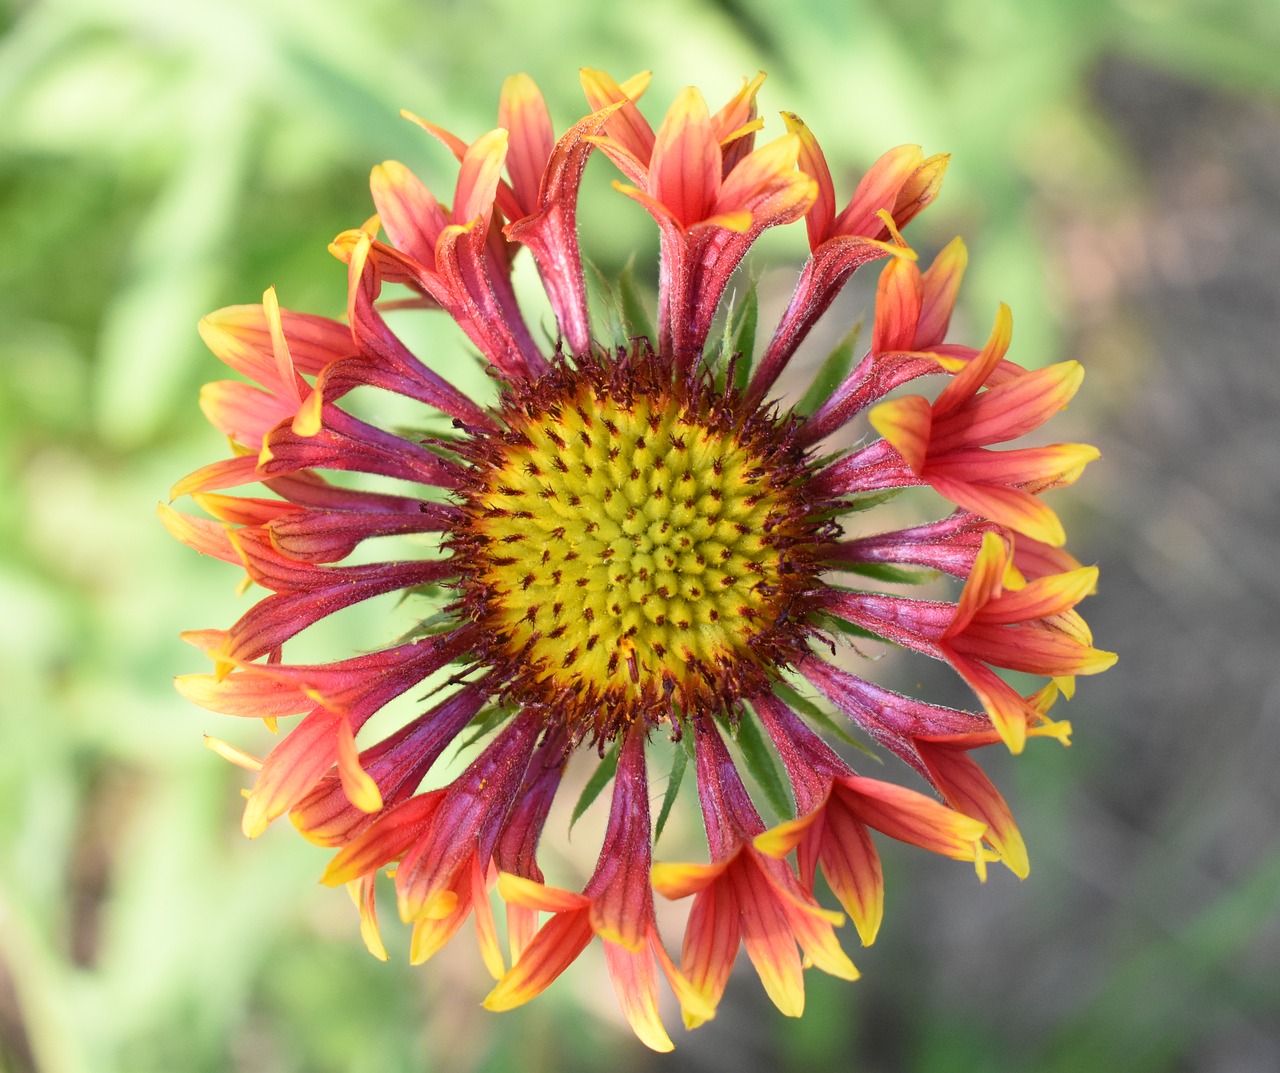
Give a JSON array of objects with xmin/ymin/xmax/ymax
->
[
  {"xmin": 653, "ymin": 734, "xmax": 688, "ymax": 844},
  {"xmin": 570, "ymin": 740, "xmax": 619, "ymax": 831},
  {"xmin": 773, "ymin": 679, "xmax": 879, "ymax": 760},
  {"xmin": 734, "ymin": 708, "xmax": 793, "ymax": 822},
  {"xmin": 795, "ymin": 320, "xmax": 863, "ymax": 416}
]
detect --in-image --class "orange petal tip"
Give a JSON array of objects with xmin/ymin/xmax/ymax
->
[
  {"xmin": 496, "ymin": 873, "xmax": 586, "ymax": 913},
  {"xmin": 202, "ymin": 734, "xmax": 262, "ymax": 772},
  {"xmin": 422, "ymin": 889, "xmax": 459, "ymax": 921}
]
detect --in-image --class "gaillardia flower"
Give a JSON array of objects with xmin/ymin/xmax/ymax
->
[{"xmin": 164, "ymin": 70, "xmax": 1113, "ymax": 1050}]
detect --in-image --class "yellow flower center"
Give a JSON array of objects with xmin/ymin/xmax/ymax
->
[{"xmin": 454, "ymin": 355, "xmax": 823, "ymax": 742}]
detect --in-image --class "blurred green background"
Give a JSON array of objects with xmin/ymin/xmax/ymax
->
[{"xmin": 3, "ymin": 0, "xmax": 1279, "ymax": 1070}]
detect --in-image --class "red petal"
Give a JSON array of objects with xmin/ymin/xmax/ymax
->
[{"xmin": 649, "ymin": 87, "xmax": 719, "ymax": 228}]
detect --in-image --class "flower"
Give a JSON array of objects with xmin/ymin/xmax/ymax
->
[{"xmin": 165, "ymin": 69, "xmax": 1113, "ymax": 1049}]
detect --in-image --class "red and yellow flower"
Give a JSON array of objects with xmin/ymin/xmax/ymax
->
[{"xmin": 165, "ymin": 68, "xmax": 1112, "ymax": 1048}]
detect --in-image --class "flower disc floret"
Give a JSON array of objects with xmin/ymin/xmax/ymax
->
[{"xmin": 452, "ymin": 347, "xmax": 829, "ymax": 743}]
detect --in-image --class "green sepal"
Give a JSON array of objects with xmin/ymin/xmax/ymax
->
[
  {"xmin": 834, "ymin": 562, "xmax": 939, "ymax": 586},
  {"xmin": 617, "ymin": 261, "xmax": 655, "ymax": 341},
  {"xmin": 394, "ymin": 605, "xmax": 461, "ymax": 643},
  {"xmin": 652, "ymin": 731, "xmax": 690, "ymax": 844},
  {"xmin": 837, "ymin": 488, "xmax": 904, "ymax": 514},
  {"xmin": 570, "ymin": 739, "xmax": 619, "ymax": 831},
  {"xmin": 733, "ymin": 705, "xmax": 793, "ymax": 822},
  {"xmin": 588, "ymin": 256, "xmax": 655, "ymax": 343},
  {"xmin": 710, "ymin": 279, "xmax": 760, "ymax": 390},
  {"xmin": 456, "ymin": 704, "xmax": 514, "ymax": 752},
  {"xmin": 813, "ymin": 610, "xmax": 883, "ymax": 643},
  {"xmin": 729, "ymin": 282, "xmax": 759, "ymax": 391},
  {"xmin": 795, "ymin": 320, "xmax": 863, "ymax": 416},
  {"xmin": 773, "ymin": 678, "xmax": 879, "ymax": 760}
]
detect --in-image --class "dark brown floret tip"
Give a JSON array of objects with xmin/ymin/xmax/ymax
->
[{"xmin": 447, "ymin": 341, "xmax": 838, "ymax": 746}]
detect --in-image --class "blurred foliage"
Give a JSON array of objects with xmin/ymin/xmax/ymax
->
[{"xmin": 2, "ymin": 0, "xmax": 1279, "ymax": 1071}]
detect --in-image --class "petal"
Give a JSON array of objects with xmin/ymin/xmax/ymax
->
[
  {"xmin": 948, "ymin": 657, "xmax": 1032, "ymax": 754},
  {"xmin": 242, "ymin": 708, "xmax": 341, "ymax": 838},
  {"xmin": 730, "ymin": 862, "xmax": 806, "ymax": 1017},
  {"xmin": 649, "ymin": 87, "xmax": 719, "ymax": 228},
  {"xmin": 834, "ymin": 144, "xmax": 925, "ymax": 238},
  {"xmin": 335, "ymin": 715, "xmax": 383, "ymax": 815},
  {"xmin": 321, "ymin": 791, "xmax": 444, "ymax": 886},
  {"xmin": 349, "ymin": 875, "xmax": 389, "ymax": 961},
  {"xmin": 978, "ymin": 566, "xmax": 1100, "ymax": 625},
  {"xmin": 582, "ymin": 723, "xmax": 654, "ymax": 950},
  {"xmin": 916, "ymin": 742, "xmax": 1029, "ymax": 878},
  {"xmin": 953, "ymin": 624, "xmax": 1117, "ymax": 678},
  {"xmin": 483, "ymin": 908, "xmax": 594, "ymax": 1011},
  {"xmin": 933, "ymin": 303, "xmax": 1013, "ymax": 418},
  {"xmin": 949, "ymin": 530, "xmax": 1010, "ymax": 636},
  {"xmin": 198, "ymin": 303, "xmax": 345, "ymax": 387},
  {"xmin": 837, "ymin": 777, "xmax": 988, "ymax": 858},
  {"xmin": 926, "ymin": 475, "xmax": 1068, "ymax": 547},
  {"xmin": 892, "ymin": 152, "xmax": 949, "ymax": 230},
  {"xmin": 602, "ymin": 939, "xmax": 674, "ymax": 1052},
  {"xmin": 394, "ymin": 713, "xmax": 542, "ymax": 923},
  {"xmin": 916, "ymin": 236, "xmax": 967, "ymax": 348},
  {"xmin": 157, "ymin": 502, "xmax": 240, "ymax": 565},
  {"xmin": 781, "ymin": 112, "xmax": 836, "ymax": 247},
  {"xmin": 407, "ymin": 869, "xmax": 473, "ymax": 964},
  {"xmin": 871, "ymin": 253, "xmax": 924, "ymax": 355},
  {"xmin": 679, "ymin": 879, "xmax": 739, "ymax": 1029},
  {"xmin": 753, "ymin": 808, "xmax": 824, "ymax": 860},
  {"xmin": 261, "ymin": 287, "xmax": 304, "ymax": 408},
  {"xmin": 169, "ymin": 454, "xmax": 262, "ymax": 501},
  {"xmin": 472, "ymin": 858, "xmax": 506, "ymax": 981},
  {"xmin": 714, "ymin": 133, "xmax": 809, "ymax": 217},
  {"xmin": 291, "ymin": 684, "xmax": 484, "ymax": 847},
  {"xmin": 932, "ymin": 361, "xmax": 1085, "ymax": 452},
  {"xmin": 370, "ymin": 160, "xmax": 449, "ymax": 267},
  {"xmin": 496, "ymin": 873, "xmax": 589, "ymax": 914},
  {"xmin": 651, "ymin": 859, "xmax": 729, "ymax": 901},
  {"xmin": 580, "ymin": 67, "xmax": 655, "ymax": 174},
  {"xmin": 869, "ymin": 394, "xmax": 933, "ymax": 473},
  {"xmin": 173, "ymin": 671, "xmax": 313, "ymax": 720},
  {"xmin": 812, "ymin": 802, "xmax": 883, "ymax": 946},
  {"xmin": 198, "ymin": 380, "xmax": 297, "ymax": 446},
  {"xmin": 498, "ymin": 73, "xmax": 554, "ymax": 218},
  {"xmin": 453, "ymin": 128, "xmax": 509, "ymax": 226}
]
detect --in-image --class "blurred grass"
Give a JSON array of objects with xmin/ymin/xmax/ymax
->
[{"xmin": 2, "ymin": 0, "xmax": 1279, "ymax": 1070}]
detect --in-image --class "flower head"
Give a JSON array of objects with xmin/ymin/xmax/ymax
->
[{"xmin": 165, "ymin": 69, "xmax": 1112, "ymax": 1049}]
